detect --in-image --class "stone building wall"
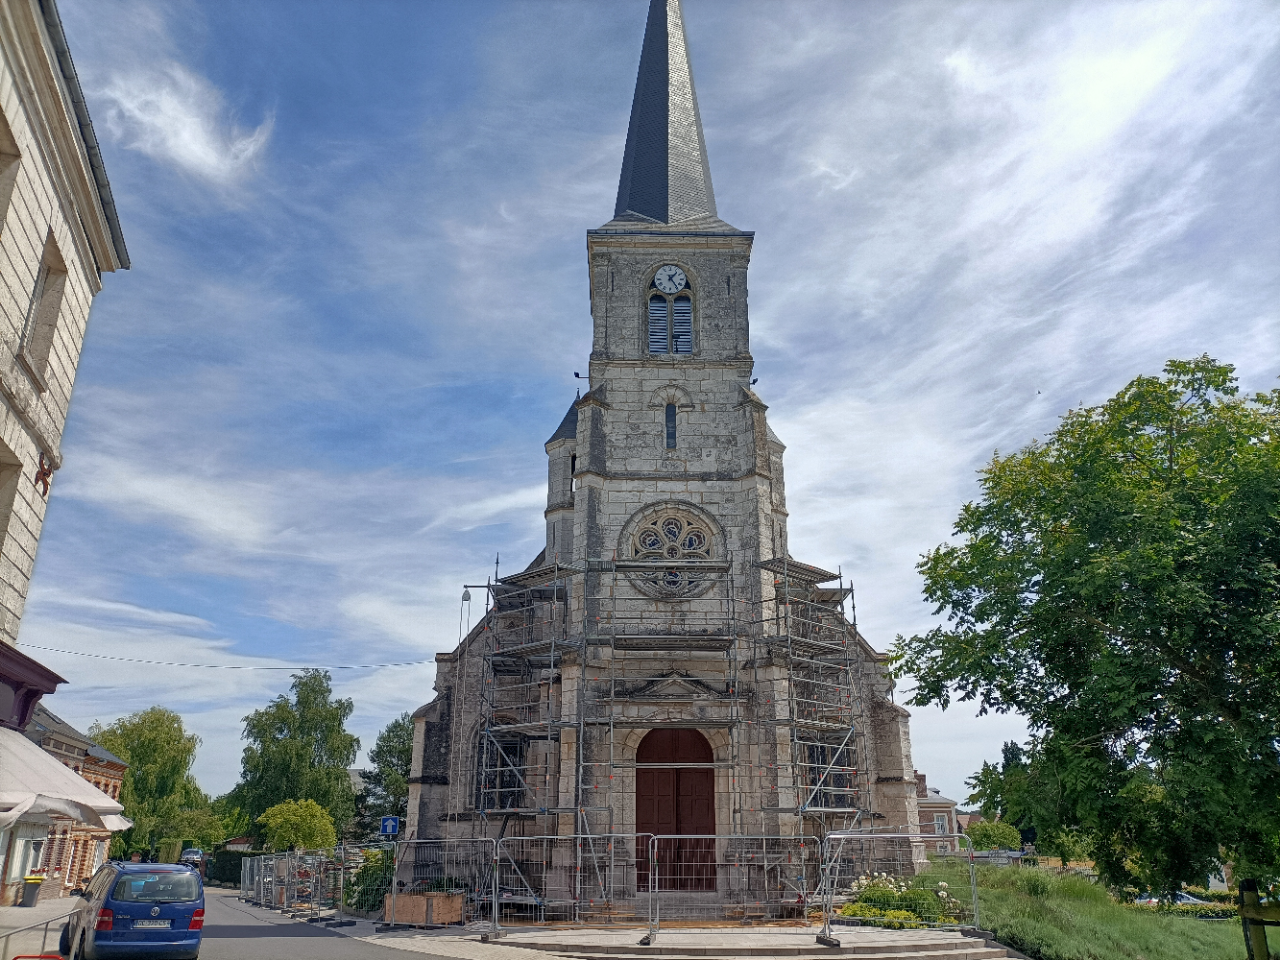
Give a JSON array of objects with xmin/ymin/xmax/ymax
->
[{"xmin": 0, "ymin": 0, "xmax": 127, "ymax": 648}]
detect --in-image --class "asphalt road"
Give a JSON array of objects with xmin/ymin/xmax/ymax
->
[{"xmin": 201, "ymin": 889, "xmax": 418, "ymax": 960}]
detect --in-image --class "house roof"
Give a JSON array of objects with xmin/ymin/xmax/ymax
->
[
  {"xmin": 546, "ymin": 400, "xmax": 578, "ymax": 445},
  {"xmin": 24, "ymin": 703, "xmax": 126, "ymax": 767},
  {"xmin": 918, "ymin": 786, "xmax": 960, "ymax": 807}
]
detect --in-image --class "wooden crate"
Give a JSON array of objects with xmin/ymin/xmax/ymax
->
[{"xmin": 384, "ymin": 892, "xmax": 465, "ymax": 925}]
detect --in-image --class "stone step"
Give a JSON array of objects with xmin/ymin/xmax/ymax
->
[
  {"xmin": 551, "ymin": 951, "xmax": 1011, "ymax": 960},
  {"xmin": 515, "ymin": 939, "xmax": 1015, "ymax": 959}
]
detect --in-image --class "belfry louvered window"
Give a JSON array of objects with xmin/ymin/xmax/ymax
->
[
  {"xmin": 648, "ymin": 296, "xmax": 669, "ymax": 353},
  {"xmin": 647, "ymin": 281, "xmax": 694, "ymax": 355},
  {"xmin": 672, "ymin": 296, "xmax": 692, "ymax": 353}
]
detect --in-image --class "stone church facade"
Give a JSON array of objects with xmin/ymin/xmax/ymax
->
[{"xmin": 408, "ymin": 0, "xmax": 919, "ymax": 864}]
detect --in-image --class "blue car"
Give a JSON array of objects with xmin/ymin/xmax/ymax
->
[{"xmin": 61, "ymin": 862, "xmax": 204, "ymax": 959}]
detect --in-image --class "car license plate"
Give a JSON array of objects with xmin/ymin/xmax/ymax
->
[{"xmin": 134, "ymin": 919, "xmax": 170, "ymax": 928}]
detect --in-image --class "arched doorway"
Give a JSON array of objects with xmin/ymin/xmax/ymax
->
[{"xmin": 636, "ymin": 728, "xmax": 715, "ymax": 891}]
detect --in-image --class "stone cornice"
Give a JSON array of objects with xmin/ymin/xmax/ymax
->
[
  {"xmin": 585, "ymin": 231, "xmax": 754, "ymax": 258},
  {"xmin": 574, "ymin": 467, "xmax": 778, "ymax": 485},
  {"xmin": 736, "ymin": 385, "xmax": 768, "ymax": 411},
  {"xmin": 589, "ymin": 357, "xmax": 754, "ymax": 372}
]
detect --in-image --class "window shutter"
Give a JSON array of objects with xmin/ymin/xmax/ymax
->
[
  {"xmin": 672, "ymin": 296, "xmax": 692, "ymax": 353},
  {"xmin": 21, "ymin": 265, "xmax": 48, "ymax": 344},
  {"xmin": 648, "ymin": 296, "xmax": 670, "ymax": 353}
]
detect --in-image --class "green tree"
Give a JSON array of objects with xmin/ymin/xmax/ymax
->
[
  {"xmin": 965, "ymin": 819, "xmax": 1023, "ymax": 852},
  {"xmin": 363, "ymin": 712, "xmax": 413, "ymax": 825},
  {"xmin": 232, "ymin": 670, "xmax": 358, "ymax": 836},
  {"xmin": 89, "ymin": 707, "xmax": 209, "ymax": 857},
  {"xmin": 966, "ymin": 742, "xmax": 1037, "ymax": 846},
  {"xmin": 166, "ymin": 808, "xmax": 226, "ymax": 851},
  {"xmin": 891, "ymin": 357, "xmax": 1280, "ymax": 895},
  {"xmin": 257, "ymin": 799, "xmax": 336, "ymax": 851}
]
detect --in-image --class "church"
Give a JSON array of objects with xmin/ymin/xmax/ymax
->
[{"xmin": 407, "ymin": 0, "xmax": 921, "ymax": 892}]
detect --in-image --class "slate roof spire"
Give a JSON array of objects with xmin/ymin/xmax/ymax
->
[{"xmin": 614, "ymin": 0, "xmax": 718, "ymax": 225}]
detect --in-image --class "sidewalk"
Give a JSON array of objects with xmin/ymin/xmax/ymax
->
[
  {"xmin": 0, "ymin": 896, "xmax": 75, "ymax": 935},
  {"xmin": 0, "ymin": 896, "xmax": 74, "ymax": 958}
]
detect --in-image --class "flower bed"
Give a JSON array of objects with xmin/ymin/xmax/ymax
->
[{"xmin": 836, "ymin": 872, "xmax": 969, "ymax": 928}]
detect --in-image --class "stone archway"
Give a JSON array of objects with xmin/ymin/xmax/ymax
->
[{"xmin": 636, "ymin": 728, "xmax": 716, "ymax": 891}]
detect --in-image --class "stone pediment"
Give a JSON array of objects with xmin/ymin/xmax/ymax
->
[{"xmin": 624, "ymin": 671, "xmax": 726, "ymax": 701}]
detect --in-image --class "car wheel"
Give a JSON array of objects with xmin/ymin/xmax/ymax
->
[
  {"xmin": 68, "ymin": 931, "xmax": 86, "ymax": 960},
  {"xmin": 58, "ymin": 923, "xmax": 70, "ymax": 957}
]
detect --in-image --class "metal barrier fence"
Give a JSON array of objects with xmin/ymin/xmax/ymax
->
[
  {"xmin": 493, "ymin": 835, "xmax": 635, "ymax": 927},
  {"xmin": 0, "ymin": 908, "xmax": 74, "ymax": 960},
  {"xmin": 642, "ymin": 834, "xmax": 821, "ymax": 944},
  {"xmin": 238, "ymin": 831, "xmax": 980, "ymax": 946},
  {"xmin": 392, "ymin": 839, "xmax": 496, "ymax": 928},
  {"xmin": 241, "ymin": 845, "xmax": 393, "ymax": 921},
  {"xmin": 819, "ymin": 831, "xmax": 979, "ymax": 942}
]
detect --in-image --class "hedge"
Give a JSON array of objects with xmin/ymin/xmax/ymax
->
[{"xmin": 206, "ymin": 850, "xmax": 262, "ymax": 885}]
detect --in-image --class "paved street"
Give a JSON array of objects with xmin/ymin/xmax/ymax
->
[{"xmin": 202, "ymin": 889, "xmax": 422, "ymax": 960}]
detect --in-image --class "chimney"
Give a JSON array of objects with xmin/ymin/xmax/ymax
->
[{"xmin": 915, "ymin": 770, "xmax": 927, "ymax": 799}]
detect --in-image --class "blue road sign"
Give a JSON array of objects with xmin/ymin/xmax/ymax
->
[{"xmin": 380, "ymin": 816, "xmax": 400, "ymax": 836}]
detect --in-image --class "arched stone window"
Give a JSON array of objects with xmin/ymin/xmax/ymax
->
[
  {"xmin": 622, "ymin": 503, "xmax": 720, "ymax": 599},
  {"xmin": 665, "ymin": 404, "xmax": 677, "ymax": 448},
  {"xmin": 647, "ymin": 265, "xmax": 694, "ymax": 355}
]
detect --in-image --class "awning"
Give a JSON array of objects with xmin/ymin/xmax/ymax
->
[{"xmin": 0, "ymin": 726, "xmax": 129, "ymax": 832}]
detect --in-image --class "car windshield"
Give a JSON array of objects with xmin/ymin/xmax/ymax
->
[
  {"xmin": 111, "ymin": 873, "xmax": 200, "ymax": 903},
  {"xmin": 180, "ymin": 850, "xmax": 201, "ymax": 858}
]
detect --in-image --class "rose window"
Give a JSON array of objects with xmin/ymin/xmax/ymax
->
[{"xmin": 630, "ymin": 514, "xmax": 712, "ymax": 597}]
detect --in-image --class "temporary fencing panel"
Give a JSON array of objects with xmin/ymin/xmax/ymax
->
[
  {"xmin": 235, "ymin": 831, "xmax": 979, "ymax": 946},
  {"xmin": 494, "ymin": 835, "xmax": 639, "ymax": 927},
  {"xmin": 390, "ymin": 839, "xmax": 497, "ymax": 927},
  {"xmin": 819, "ymin": 831, "xmax": 979, "ymax": 938},
  {"xmin": 642, "ymin": 834, "xmax": 821, "ymax": 942}
]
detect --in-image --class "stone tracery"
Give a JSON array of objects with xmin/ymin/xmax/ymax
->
[{"xmin": 623, "ymin": 505, "xmax": 717, "ymax": 599}]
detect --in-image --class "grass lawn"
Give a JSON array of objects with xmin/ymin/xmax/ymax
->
[{"xmin": 927, "ymin": 860, "xmax": 1248, "ymax": 960}]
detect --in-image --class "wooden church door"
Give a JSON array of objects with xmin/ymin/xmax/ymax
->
[{"xmin": 636, "ymin": 728, "xmax": 715, "ymax": 891}]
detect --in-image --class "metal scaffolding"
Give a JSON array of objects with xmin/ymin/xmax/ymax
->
[{"xmin": 441, "ymin": 555, "xmax": 873, "ymax": 849}]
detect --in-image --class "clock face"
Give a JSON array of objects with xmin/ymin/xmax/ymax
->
[{"xmin": 653, "ymin": 265, "xmax": 687, "ymax": 294}]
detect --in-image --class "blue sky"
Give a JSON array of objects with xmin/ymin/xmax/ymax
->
[{"xmin": 22, "ymin": 0, "xmax": 1280, "ymax": 802}]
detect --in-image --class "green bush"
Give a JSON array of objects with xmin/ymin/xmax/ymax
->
[
  {"xmin": 206, "ymin": 850, "xmax": 261, "ymax": 885},
  {"xmin": 835, "ymin": 902, "xmax": 924, "ymax": 929},
  {"xmin": 858, "ymin": 886, "xmax": 899, "ymax": 910},
  {"xmin": 898, "ymin": 888, "xmax": 942, "ymax": 920},
  {"xmin": 1130, "ymin": 902, "xmax": 1237, "ymax": 921},
  {"xmin": 1184, "ymin": 887, "xmax": 1236, "ymax": 904},
  {"xmin": 839, "ymin": 902, "xmax": 886, "ymax": 919},
  {"xmin": 345, "ymin": 849, "xmax": 392, "ymax": 913},
  {"xmin": 966, "ymin": 820, "xmax": 1023, "ymax": 851},
  {"xmin": 1018, "ymin": 871, "xmax": 1052, "ymax": 898},
  {"xmin": 879, "ymin": 909, "xmax": 923, "ymax": 930}
]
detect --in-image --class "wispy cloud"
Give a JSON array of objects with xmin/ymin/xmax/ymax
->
[
  {"xmin": 40, "ymin": 0, "xmax": 1280, "ymax": 802},
  {"xmin": 97, "ymin": 63, "xmax": 272, "ymax": 185}
]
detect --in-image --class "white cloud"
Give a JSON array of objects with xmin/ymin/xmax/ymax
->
[
  {"xmin": 39, "ymin": 0, "xmax": 1280, "ymax": 806},
  {"xmin": 27, "ymin": 588, "xmax": 212, "ymax": 632},
  {"xmin": 96, "ymin": 63, "xmax": 271, "ymax": 185}
]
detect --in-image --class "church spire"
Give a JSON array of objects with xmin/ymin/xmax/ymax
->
[{"xmin": 614, "ymin": 0, "xmax": 718, "ymax": 225}]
